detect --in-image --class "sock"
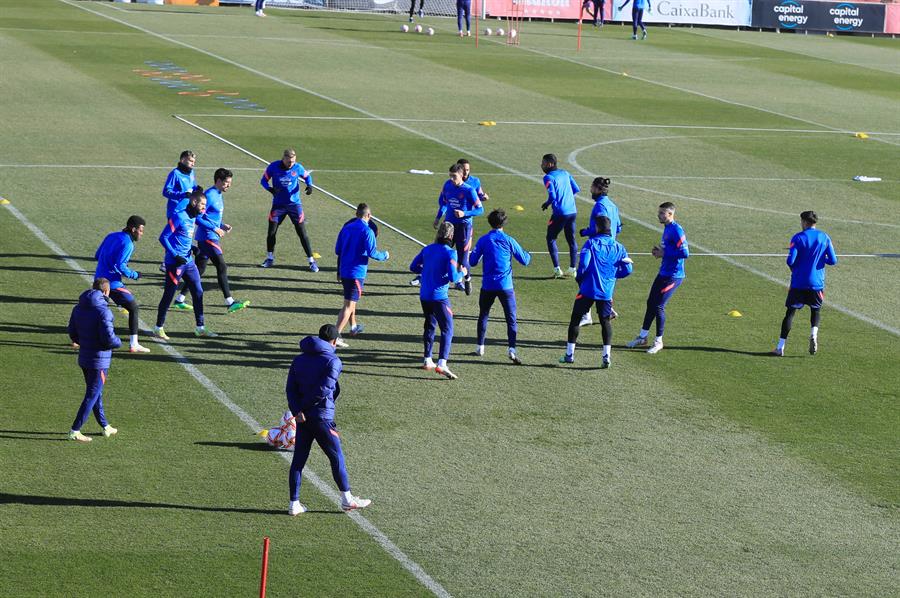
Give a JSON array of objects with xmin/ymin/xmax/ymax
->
[
  {"xmin": 424, "ymin": 356, "xmax": 433, "ymax": 364},
  {"xmin": 508, "ymin": 347, "xmax": 516, "ymax": 354},
  {"xmin": 639, "ymin": 329, "xmax": 649, "ymax": 338},
  {"xmin": 602, "ymin": 345, "xmax": 611, "ymax": 358},
  {"xmin": 130, "ymin": 334, "xmax": 138, "ymax": 346},
  {"xmin": 810, "ymin": 326, "xmax": 818, "ymax": 339},
  {"xmin": 476, "ymin": 344, "xmax": 484, "ymax": 353},
  {"xmin": 437, "ymin": 359, "xmax": 447, "ymax": 368},
  {"xmin": 341, "ymin": 490, "xmax": 352, "ymax": 502},
  {"xmin": 267, "ymin": 252, "xmax": 274, "ymax": 260},
  {"xmin": 566, "ymin": 342, "xmax": 576, "ymax": 356},
  {"xmin": 175, "ymin": 294, "xmax": 186, "ymax": 304},
  {"xmin": 777, "ymin": 338, "xmax": 786, "ymax": 351},
  {"xmin": 654, "ymin": 336, "xmax": 663, "ymax": 344},
  {"xmin": 308, "ymin": 256, "xmax": 315, "ymax": 263},
  {"xmin": 225, "ymin": 297, "xmax": 234, "ymax": 306}
]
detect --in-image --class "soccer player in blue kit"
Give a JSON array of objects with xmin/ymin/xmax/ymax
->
[
  {"xmin": 457, "ymin": 159, "xmax": 489, "ymax": 203},
  {"xmin": 410, "ymin": 222, "xmax": 463, "ymax": 380},
  {"xmin": 469, "ymin": 209, "xmax": 531, "ymax": 365},
  {"xmin": 578, "ymin": 177, "xmax": 622, "ymax": 327},
  {"xmin": 433, "ymin": 162, "xmax": 483, "ymax": 295},
  {"xmin": 154, "ymin": 190, "xmax": 217, "ymax": 340},
  {"xmin": 259, "ymin": 148, "xmax": 319, "ymax": 272},
  {"xmin": 626, "ymin": 202, "xmax": 689, "ymax": 355},
  {"xmin": 287, "ymin": 324, "xmax": 371, "ymax": 516},
  {"xmin": 94, "ymin": 215, "xmax": 149, "ymax": 353},
  {"xmin": 771, "ymin": 210, "xmax": 837, "ymax": 356},
  {"xmin": 334, "ymin": 203, "xmax": 389, "ymax": 349},
  {"xmin": 560, "ymin": 215, "xmax": 633, "ymax": 369},
  {"xmin": 618, "ymin": 0, "xmax": 651, "ymax": 39},
  {"xmin": 541, "ymin": 153, "xmax": 581, "ymax": 279},
  {"xmin": 161, "ymin": 150, "xmax": 201, "ymax": 278}
]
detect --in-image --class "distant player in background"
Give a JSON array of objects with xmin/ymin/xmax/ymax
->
[
  {"xmin": 578, "ymin": 177, "xmax": 622, "ymax": 327},
  {"xmin": 618, "ymin": 0, "xmax": 651, "ymax": 39},
  {"xmin": 626, "ymin": 202, "xmax": 689, "ymax": 355},
  {"xmin": 582, "ymin": 0, "xmax": 605, "ymax": 26},
  {"xmin": 410, "ymin": 222, "xmax": 463, "ymax": 379},
  {"xmin": 771, "ymin": 210, "xmax": 837, "ymax": 356},
  {"xmin": 457, "ymin": 0, "xmax": 472, "ymax": 36},
  {"xmin": 254, "ymin": 0, "xmax": 266, "ymax": 17},
  {"xmin": 259, "ymin": 148, "xmax": 319, "ymax": 272},
  {"xmin": 560, "ymin": 215, "xmax": 632, "ymax": 369},
  {"xmin": 541, "ymin": 153, "xmax": 580, "ymax": 279},
  {"xmin": 154, "ymin": 190, "xmax": 217, "ymax": 340},
  {"xmin": 334, "ymin": 203, "xmax": 389, "ymax": 348},
  {"xmin": 408, "ymin": 0, "xmax": 425, "ymax": 21},
  {"xmin": 433, "ymin": 162, "xmax": 483, "ymax": 295},
  {"xmin": 457, "ymin": 158, "xmax": 489, "ymax": 203},
  {"xmin": 67, "ymin": 278, "xmax": 121, "ymax": 443},
  {"xmin": 469, "ymin": 209, "xmax": 531, "ymax": 364},
  {"xmin": 287, "ymin": 324, "xmax": 372, "ymax": 516},
  {"xmin": 94, "ymin": 215, "xmax": 149, "ymax": 353}
]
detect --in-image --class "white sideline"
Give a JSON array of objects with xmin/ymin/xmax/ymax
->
[{"xmin": 2, "ymin": 201, "xmax": 450, "ymax": 598}]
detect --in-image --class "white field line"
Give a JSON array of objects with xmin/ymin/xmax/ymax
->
[
  {"xmin": 176, "ymin": 114, "xmax": 468, "ymax": 124},
  {"xmin": 528, "ymin": 251, "xmax": 897, "ymax": 258},
  {"xmin": 567, "ymin": 138, "xmax": 900, "ymax": 230},
  {"xmin": 60, "ymin": 0, "xmax": 900, "ymax": 339},
  {"xmin": 2, "ymin": 199, "xmax": 449, "ymax": 598}
]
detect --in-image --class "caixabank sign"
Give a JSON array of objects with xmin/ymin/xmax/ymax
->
[{"xmin": 753, "ymin": 0, "xmax": 885, "ymax": 33}]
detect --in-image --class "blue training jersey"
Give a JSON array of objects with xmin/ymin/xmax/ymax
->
[
  {"xmin": 94, "ymin": 231, "xmax": 137, "ymax": 289},
  {"xmin": 162, "ymin": 166, "xmax": 196, "ymax": 218},
  {"xmin": 409, "ymin": 243, "xmax": 462, "ymax": 301},
  {"xmin": 159, "ymin": 209, "xmax": 198, "ymax": 265},
  {"xmin": 335, "ymin": 218, "xmax": 388, "ymax": 279},
  {"xmin": 583, "ymin": 195, "xmax": 622, "ymax": 239},
  {"xmin": 576, "ymin": 234, "xmax": 632, "ymax": 301},
  {"xmin": 436, "ymin": 180, "xmax": 483, "ymax": 225},
  {"xmin": 542, "ymin": 169, "xmax": 580, "ymax": 217},
  {"xmin": 469, "ymin": 229, "xmax": 531, "ymax": 291},
  {"xmin": 658, "ymin": 221, "xmax": 689, "ymax": 279},
  {"xmin": 261, "ymin": 160, "xmax": 312, "ymax": 207},
  {"xmin": 787, "ymin": 228, "xmax": 837, "ymax": 290},
  {"xmin": 464, "ymin": 174, "xmax": 487, "ymax": 200},
  {"xmin": 195, "ymin": 187, "xmax": 225, "ymax": 243}
]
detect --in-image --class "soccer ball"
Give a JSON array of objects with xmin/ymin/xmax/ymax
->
[
  {"xmin": 510, "ymin": 29, "xmax": 517, "ymax": 38},
  {"xmin": 485, "ymin": 27, "xmax": 493, "ymax": 35},
  {"xmin": 427, "ymin": 27, "xmax": 434, "ymax": 36},
  {"xmin": 414, "ymin": 24, "xmax": 423, "ymax": 33},
  {"xmin": 497, "ymin": 27, "xmax": 505, "ymax": 36},
  {"xmin": 401, "ymin": 24, "xmax": 409, "ymax": 32}
]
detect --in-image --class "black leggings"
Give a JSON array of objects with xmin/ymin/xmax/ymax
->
[
  {"xmin": 197, "ymin": 252, "xmax": 232, "ymax": 300},
  {"xmin": 267, "ymin": 218, "xmax": 312, "ymax": 258},
  {"xmin": 568, "ymin": 296, "xmax": 612, "ymax": 345},
  {"xmin": 780, "ymin": 307, "xmax": 820, "ymax": 339},
  {"xmin": 409, "ymin": 0, "xmax": 425, "ymax": 17}
]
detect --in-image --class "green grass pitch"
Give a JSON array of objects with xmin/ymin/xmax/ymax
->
[{"xmin": 0, "ymin": 1, "xmax": 898, "ymax": 595}]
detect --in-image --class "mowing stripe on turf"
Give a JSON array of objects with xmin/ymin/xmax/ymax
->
[
  {"xmin": 60, "ymin": 0, "xmax": 900, "ymax": 339},
  {"xmin": 1, "ymin": 200, "xmax": 452, "ymax": 598}
]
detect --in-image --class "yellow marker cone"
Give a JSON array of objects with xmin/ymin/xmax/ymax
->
[
  {"xmin": 728, "ymin": 310, "xmax": 742, "ymax": 318},
  {"xmin": 855, "ymin": 132, "xmax": 869, "ymax": 139},
  {"xmin": 312, "ymin": 252, "xmax": 322, "ymax": 259},
  {"xmin": 514, "ymin": 205, "xmax": 525, "ymax": 211},
  {"xmin": 478, "ymin": 121, "xmax": 497, "ymax": 126},
  {"xmin": 0, "ymin": 197, "xmax": 9, "ymax": 205},
  {"xmin": 622, "ymin": 72, "xmax": 629, "ymax": 77},
  {"xmin": 257, "ymin": 429, "xmax": 269, "ymax": 438}
]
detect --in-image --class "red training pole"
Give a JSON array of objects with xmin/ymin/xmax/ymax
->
[
  {"xmin": 259, "ymin": 536, "xmax": 270, "ymax": 598},
  {"xmin": 475, "ymin": 0, "xmax": 480, "ymax": 48}
]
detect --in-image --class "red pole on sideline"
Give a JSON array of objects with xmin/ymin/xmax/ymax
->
[
  {"xmin": 475, "ymin": 0, "xmax": 480, "ymax": 47},
  {"xmin": 259, "ymin": 536, "xmax": 270, "ymax": 598}
]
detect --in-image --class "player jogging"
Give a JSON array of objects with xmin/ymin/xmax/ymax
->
[
  {"xmin": 541, "ymin": 153, "xmax": 581, "ymax": 279},
  {"xmin": 578, "ymin": 177, "xmax": 622, "ymax": 327},
  {"xmin": 410, "ymin": 222, "xmax": 463, "ymax": 379},
  {"xmin": 161, "ymin": 150, "xmax": 201, "ymax": 275},
  {"xmin": 432, "ymin": 162, "xmax": 483, "ymax": 295},
  {"xmin": 154, "ymin": 190, "xmax": 217, "ymax": 340},
  {"xmin": 94, "ymin": 215, "xmax": 149, "ymax": 353},
  {"xmin": 626, "ymin": 202, "xmax": 689, "ymax": 354},
  {"xmin": 457, "ymin": 0, "xmax": 472, "ymax": 36},
  {"xmin": 287, "ymin": 324, "xmax": 372, "ymax": 515},
  {"xmin": 194, "ymin": 168, "xmax": 249, "ymax": 314},
  {"xmin": 469, "ymin": 209, "xmax": 531, "ymax": 364},
  {"xmin": 259, "ymin": 148, "xmax": 319, "ymax": 272},
  {"xmin": 334, "ymin": 203, "xmax": 389, "ymax": 349},
  {"xmin": 618, "ymin": 0, "xmax": 651, "ymax": 39},
  {"xmin": 771, "ymin": 210, "xmax": 837, "ymax": 356},
  {"xmin": 560, "ymin": 215, "xmax": 632, "ymax": 369}
]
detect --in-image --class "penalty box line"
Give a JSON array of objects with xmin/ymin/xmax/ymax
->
[{"xmin": 1, "ymin": 198, "xmax": 450, "ymax": 598}]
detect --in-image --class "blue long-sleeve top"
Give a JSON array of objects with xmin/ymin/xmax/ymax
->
[
  {"xmin": 658, "ymin": 221, "xmax": 689, "ymax": 278},
  {"xmin": 575, "ymin": 234, "xmax": 632, "ymax": 300},
  {"xmin": 410, "ymin": 243, "xmax": 462, "ymax": 301},
  {"xmin": 94, "ymin": 231, "xmax": 138, "ymax": 289},
  {"xmin": 195, "ymin": 187, "xmax": 225, "ymax": 244},
  {"xmin": 787, "ymin": 228, "xmax": 837, "ymax": 290},
  {"xmin": 286, "ymin": 336, "xmax": 342, "ymax": 421},
  {"xmin": 261, "ymin": 160, "xmax": 312, "ymax": 207},
  {"xmin": 542, "ymin": 168, "xmax": 580, "ymax": 217},
  {"xmin": 162, "ymin": 166, "xmax": 197, "ymax": 218},
  {"xmin": 435, "ymin": 180, "xmax": 483, "ymax": 225},
  {"xmin": 465, "ymin": 174, "xmax": 488, "ymax": 201},
  {"xmin": 68, "ymin": 288, "xmax": 122, "ymax": 369},
  {"xmin": 159, "ymin": 209, "xmax": 197, "ymax": 265},
  {"xmin": 581, "ymin": 195, "xmax": 622, "ymax": 239},
  {"xmin": 335, "ymin": 218, "xmax": 388, "ymax": 279},
  {"xmin": 469, "ymin": 229, "xmax": 531, "ymax": 291}
]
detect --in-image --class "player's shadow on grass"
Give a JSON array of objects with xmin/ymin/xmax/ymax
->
[
  {"xmin": 195, "ymin": 440, "xmax": 277, "ymax": 452},
  {"xmin": 662, "ymin": 346, "xmax": 775, "ymax": 357},
  {"xmin": 0, "ymin": 430, "xmax": 69, "ymax": 442},
  {"xmin": 0, "ymin": 252, "xmax": 94, "ymax": 262},
  {"xmin": 0, "ymin": 492, "xmax": 329, "ymax": 515},
  {"xmin": 0, "ymin": 294, "xmax": 76, "ymax": 306},
  {"xmin": 0, "ymin": 322, "xmax": 69, "ymax": 335}
]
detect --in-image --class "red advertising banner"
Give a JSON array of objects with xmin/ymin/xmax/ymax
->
[
  {"xmin": 885, "ymin": 3, "xmax": 900, "ymax": 33},
  {"xmin": 484, "ymin": 0, "xmax": 611, "ymax": 21}
]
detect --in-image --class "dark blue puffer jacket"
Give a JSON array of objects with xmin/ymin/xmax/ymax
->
[
  {"xmin": 286, "ymin": 336, "xmax": 342, "ymax": 421},
  {"xmin": 67, "ymin": 289, "xmax": 121, "ymax": 369}
]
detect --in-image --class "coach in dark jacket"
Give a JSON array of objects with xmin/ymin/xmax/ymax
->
[
  {"xmin": 285, "ymin": 324, "xmax": 371, "ymax": 516},
  {"xmin": 67, "ymin": 278, "xmax": 121, "ymax": 442}
]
